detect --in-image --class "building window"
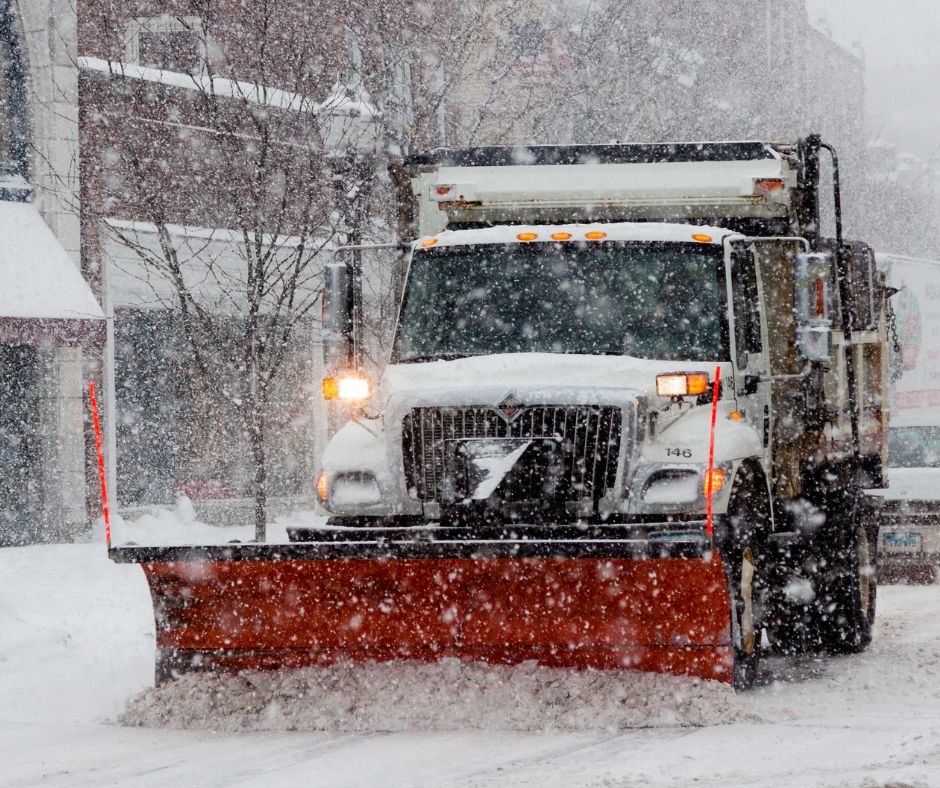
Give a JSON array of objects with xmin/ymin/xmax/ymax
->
[
  {"xmin": 510, "ymin": 20, "xmax": 546, "ymax": 58},
  {"xmin": 0, "ymin": 1, "xmax": 28, "ymax": 183},
  {"xmin": 126, "ymin": 16, "xmax": 207, "ymax": 73}
]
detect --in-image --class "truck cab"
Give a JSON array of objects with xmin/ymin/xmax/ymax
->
[{"xmin": 321, "ymin": 221, "xmax": 752, "ymax": 527}]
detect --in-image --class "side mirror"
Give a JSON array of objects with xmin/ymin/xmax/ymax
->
[
  {"xmin": 794, "ymin": 252, "xmax": 833, "ymax": 363},
  {"xmin": 322, "ymin": 263, "xmax": 352, "ymax": 370}
]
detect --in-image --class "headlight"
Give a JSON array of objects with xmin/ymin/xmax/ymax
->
[
  {"xmin": 641, "ymin": 466, "xmax": 729, "ymax": 504},
  {"xmin": 322, "ymin": 374, "xmax": 371, "ymax": 401},
  {"xmin": 642, "ymin": 470, "xmax": 700, "ymax": 504},
  {"xmin": 331, "ymin": 473, "xmax": 381, "ymax": 507},
  {"xmin": 656, "ymin": 372, "xmax": 709, "ymax": 398}
]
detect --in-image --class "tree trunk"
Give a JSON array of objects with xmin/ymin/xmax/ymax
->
[
  {"xmin": 248, "ymin": 404, "xmax": 267, "ymax": 542},
  {"xmin": 387, "ymin": 156, "xmax": 414, "ymax": 304}
]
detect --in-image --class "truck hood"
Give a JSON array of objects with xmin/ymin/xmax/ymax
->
[{"xmin": 379, "ymin": 353, "xmax": 723, "ymax": 407}]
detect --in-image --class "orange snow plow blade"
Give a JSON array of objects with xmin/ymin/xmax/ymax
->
[{"xmin": 113, "ymin": 530, "xmax": 733, "ymax": 684}]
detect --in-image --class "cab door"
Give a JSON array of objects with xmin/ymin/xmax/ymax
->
[{"xmin": 728, "ymin": 243, "xmax": 772, "ymax": 470}]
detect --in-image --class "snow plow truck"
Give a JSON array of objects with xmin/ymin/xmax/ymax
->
[{"xmin": 111, "ymin": 135, "xmax": 889, "ymax": 690}]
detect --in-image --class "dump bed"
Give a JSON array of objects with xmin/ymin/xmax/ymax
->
[{"xmin": 407, "ymin": 140, "xmax": 805, "ymax": 235}]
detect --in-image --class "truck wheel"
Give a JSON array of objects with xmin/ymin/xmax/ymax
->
[
  {"xmin": 719, "ymin": 473, "xmax": 769, "ymax": 690},
  {"xmin": 820, "ymin": 524, "xmax": 876, "ymax": 654}
]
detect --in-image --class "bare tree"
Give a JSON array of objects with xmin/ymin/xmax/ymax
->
[
  {"xmin": 81, "ymin": 0, "xmax": 544, "ymax": 536},
  {"xmin": 329, "ymin": 0, "xmax": 537, "ymax": 354},
  {"xmin": 83, "ymin": 1, "xmax": 346, "ymax": 538}
]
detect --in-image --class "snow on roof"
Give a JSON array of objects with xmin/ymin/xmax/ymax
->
[
  {"xmin": 415, "ymin": 222, "xmax": 737, "ymax": 249},
  {"xmin": 875, "ymin": 252, "xmax": 940, "ymax": 271},
  {"xmin": 105, "ymin": 217, "xmax": 331, "ymax": 251},
  {"xmin": 78, "ymin": 56, "xmax": 315, "ymax": 112},
  {"xmin": 102, "ymin": 218, "xmax": 329, "ymax": 313},
  {"xmin": 891, "ymin": 410, "xmax": 940, "ymax": 429},
  {"xmin": 0, "ymin": 201, "xmax": 104, "ymax": 322},
  {"xmin": 78, "ymin": 57, "xmax": 378, "ymax": 119}
]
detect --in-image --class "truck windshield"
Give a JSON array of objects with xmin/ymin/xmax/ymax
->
[{"xmin": 394, "ymin": 241, "xmax": 727, "ymax": 362}]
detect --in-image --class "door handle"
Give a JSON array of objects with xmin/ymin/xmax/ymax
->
[{"xmin": 742, "ymin": 374, "xmax": 761, "ymax": 395}]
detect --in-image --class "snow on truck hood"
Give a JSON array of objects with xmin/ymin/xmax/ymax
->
[{"xmin": 380, "ymin": 353, "xmax": 723, "ymax": 405}]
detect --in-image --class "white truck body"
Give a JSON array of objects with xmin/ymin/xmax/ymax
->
[
  {"xmin": 318, "ymin": 141, "xmax": 886, "ymax": 532},
  {"xmin": 873, "ymin": 254, "xmax": 940, "ymax": 578}
]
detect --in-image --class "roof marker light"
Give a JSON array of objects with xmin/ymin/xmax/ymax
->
[
  {"xmin": 517, "ymin": 232, "xmax": 539, "ymax": 241},
  {"xmin": 754, "ymin": 178, "xmax": 786, "ymax": 194},
  {"xmin": 431, "ymin": 184, "xmax": 457, "ymax": 201},
  {"xmin": 421, "ymin": 238, "xmax": 438, "ymax": 247},
  {"xmin": 585, "ymin": 231, "xmax": 607, "ymax": 240},
  {"xmin": 691, "ymin": 233, "xmax": 713, "ymax": 243},
  {"xmin": 551, "ymin": 232, "xmax": 573, "ymax": 241}
]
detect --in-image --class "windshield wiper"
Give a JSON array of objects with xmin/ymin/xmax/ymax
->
[{"xmin": 397, "ymin": 353, "xmax": 477, "ymax": 364}]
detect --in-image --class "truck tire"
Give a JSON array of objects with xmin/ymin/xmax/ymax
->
[
  {"xmin": 767, "ymin": 482, "xmax": 877, "ymax": 657},
  {"xmin": 820, "ymin": 523, "xmax": 876, "ymax": 654},
  {"xmin": 718, "ymin": 470, "xmax": 770, "ymax": 690}
]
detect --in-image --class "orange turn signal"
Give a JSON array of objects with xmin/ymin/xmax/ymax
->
[
  {"xmin": 316, "ymin": 471, "xmax": 329, "ymax": 502},
  {"xmin": 516, "ymin": 232, "xmax": 538, "ymax": 242},
  {"xmin": 420, "ymin": 238, "xmax": 438, "ymax": 248},
  {"xmin": 703, "ymin": 468, "xmax": 726, "ymax": 497},
  {"xmin": 584, "ymin": 231, "xmax": 607, "ymax": 240},
  {"xmin": 686, "ymin": 373, "xmax": 709, "ymax": 396},
  {"xmin": 691, "ymin": 233, "xmax": 713, "ymax": 243}
]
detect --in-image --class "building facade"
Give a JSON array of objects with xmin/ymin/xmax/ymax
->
[
  {"xmin": 77, "ymin": 3, "xmax": 345, "ymax": 521},
  {"xmin": 0, "ymin": 0, "xmax": 104, "ymax": 544}
]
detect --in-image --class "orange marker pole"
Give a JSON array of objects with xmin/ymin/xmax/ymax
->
[
  {"xmin": 88, "ymin": 381, "xmax": 111, "ymax": 549},
  {"xmin": 705, "ymin": 366, "xmax": 722, "ymax": 538}
]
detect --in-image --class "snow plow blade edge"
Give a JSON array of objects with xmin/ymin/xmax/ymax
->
[{"xmin": 112, "ymin": 535, "xmax": 733, "ymax": 685}]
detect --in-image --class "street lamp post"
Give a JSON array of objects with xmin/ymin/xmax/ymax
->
[{"xmin": 318, "ymin": 83, "xmax": 379, "ymax": 434}]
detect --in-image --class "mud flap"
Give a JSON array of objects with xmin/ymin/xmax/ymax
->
[{"xmin": 142, "ymin": 552, "xmax": 733, "ymax": 684}]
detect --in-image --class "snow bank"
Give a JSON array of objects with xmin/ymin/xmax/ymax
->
[
  {"xmin": 89, "ymin": 496, "xmax": 325, "ymax": 546},
  {"xmin": 121, "ymin": 660, "xmax": 751, "ymax": 733}
]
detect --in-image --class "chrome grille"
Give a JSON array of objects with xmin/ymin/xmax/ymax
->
[{"xmin": 401, "ymin": 405, "xmax": 622, "ymax": 503}]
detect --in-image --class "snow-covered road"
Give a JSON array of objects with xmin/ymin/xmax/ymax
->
[{"xmin": 2, "ymin": 543, "xmax": 940, "ymax": 787}]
